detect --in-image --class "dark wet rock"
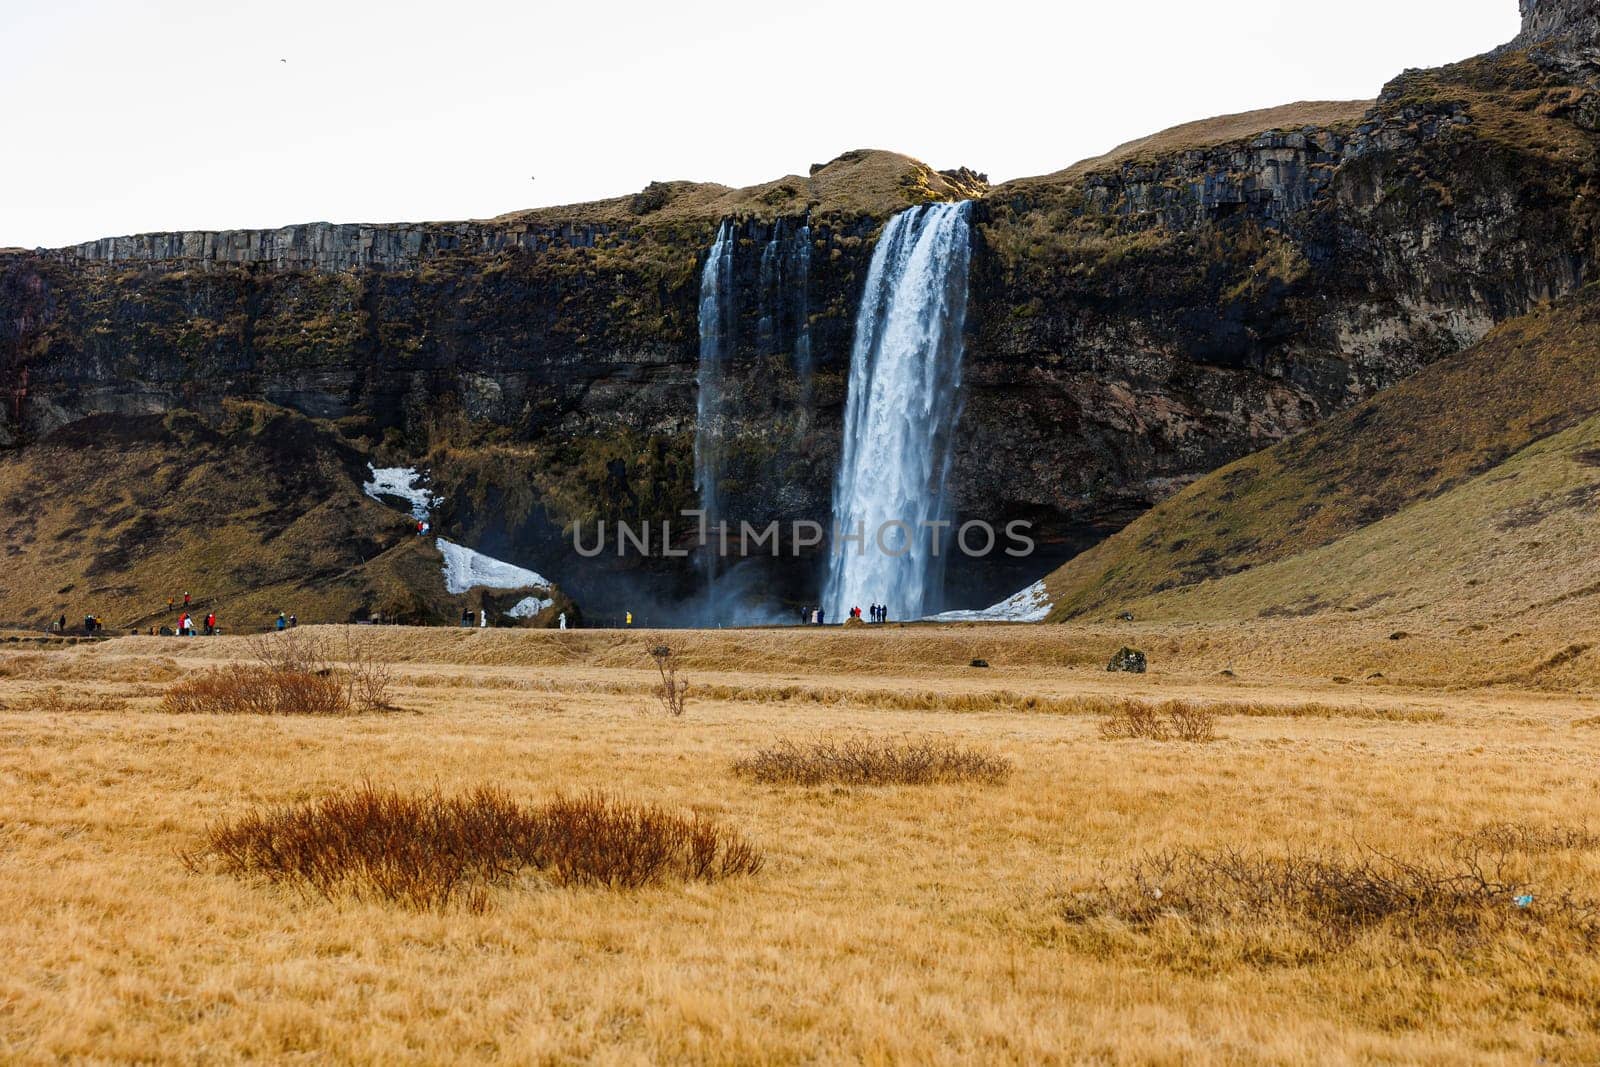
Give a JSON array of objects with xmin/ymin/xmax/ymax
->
[{"xmin": 1107, "ymin": 647, "xmax": 1148, "ymax": 673}]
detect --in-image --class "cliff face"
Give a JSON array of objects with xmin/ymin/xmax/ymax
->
[
  {"xmin": 2, "ymin": 9, "xmax": 1598, "ymax": 618},
  {"xmin": 964, "ymin": 45, "xmax": 1598, "ymax": 557},
  {"xmin": 1518, "ymin": 0, "xmax": 1600, "ymax": 49}
]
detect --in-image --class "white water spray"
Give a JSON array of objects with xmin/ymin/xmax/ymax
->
[{"xmin": 823, "ymin": 201, "xmax": 973, "ymax": 622}]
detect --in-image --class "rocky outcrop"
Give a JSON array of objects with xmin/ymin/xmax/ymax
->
[
  {"xmin": 58, "ymin": 221, "xmax": 617, "ymax": 272},
  {"xmin": 1517, "ymin": 0, "xmax": 1600, "ymax": 49}
]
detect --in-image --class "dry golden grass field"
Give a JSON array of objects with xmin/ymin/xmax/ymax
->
[{"xmin": 5, "ymin": 622, "xmax": 1600, "ymax": 1064}]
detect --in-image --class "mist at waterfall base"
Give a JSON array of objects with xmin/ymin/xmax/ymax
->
[{"xmin": 824, "ymin": 201, "xmax": 974, "ymax": 623}]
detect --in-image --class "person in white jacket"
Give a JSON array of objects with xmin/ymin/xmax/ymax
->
[{"xmin": 479, "ymin": 609, "xmax": 487, "ymax": 628}]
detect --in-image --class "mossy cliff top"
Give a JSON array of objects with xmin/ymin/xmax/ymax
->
[{"xmin": 40, "ymin": 150, "xmax": 987, "ymax": 275}]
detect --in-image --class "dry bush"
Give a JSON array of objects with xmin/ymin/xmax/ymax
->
[
  {"xmin": 163, "ymin": 666, "xmax": 349, "ymax": 716},
  {"xmin": 247, "ymin": 631, "xmax": 329, "ymax": 674},
  {"xmin": 30, "ymin": 685, "xmax": 129, "ymax": 714},
  {"xmin": 533, "ymin": 794, "xmax": 763, "ymax": 887},
  {"xmin": 1061, "ymin": 844, "xmax": 1600, "ymax": 954},
  {"xmin": 1164, "ymin": 701, "xmax": 1218, "ymax": 742},
  {"xmin": 190, "ymin": 785, "xmax": 762, "ymax": 910},
  {"xmin": 334, "ymin": 632, "xmax": 396, "ymax": 712},
  {"xmin": 162, "ymin": 632, "xmax": 394, "ymax": 716},
  {"xmin": 1460, "ymin": 822, "xmax": 1600, "ymax": 854},
  {"xmin": 1099, "ymin": 699, "xmax": 1217, "ymax": 742},
  {"xmin": 649, "ymin": 645, "xmax": 689, "ymax": 717},
  {"xmin": 732, "ymin": 736, "xmax": 1012, "ymax": 786}
]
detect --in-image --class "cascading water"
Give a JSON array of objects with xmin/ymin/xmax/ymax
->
[
  {"xmin": 694, "ymin": 220, "xmax": 735, "ymax": 557},
  {"xmin": 757, "ymin": 219, "xmax": 783, "ymax": 356},
  {"xmin": 823, "ymin": 201, "xmax": 973, "ymax": 623},
  {"xmin": 790, "ymin": 221, "xmax": 813, "ymax": 401}
]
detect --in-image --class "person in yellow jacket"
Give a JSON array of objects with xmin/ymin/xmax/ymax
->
[{"xmin": 625, "ymin": 611, "xmax": 633, "ymax": 627}]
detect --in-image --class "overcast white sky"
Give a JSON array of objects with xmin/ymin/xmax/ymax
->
[{"xmin": 1, "ymin": 0, "xmax": 1521, "ymax": 249}]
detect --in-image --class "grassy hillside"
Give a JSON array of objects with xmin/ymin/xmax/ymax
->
[
  {"xmin": 1043, "ymin": 285, "xmax": 1600, "ymax": 625},
  {"xmin": 0, "ymin": 403, "xmax": 567, "ymax": 632},
  {"xmin": 996, "ymin": 99, "xmax": 1373, "ymax": 193}
]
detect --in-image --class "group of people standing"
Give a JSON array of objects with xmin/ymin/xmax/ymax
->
[
  {"xmin": 174, "ymin": 611, "xmax": 218, "ymax": 637},
  {"xmin": 171, "ymin": 593, "xmax": 220, "ymax": 636},
  {"xmin": 801, "ymin": 603, "xmax": 892, "ymax": 625}
]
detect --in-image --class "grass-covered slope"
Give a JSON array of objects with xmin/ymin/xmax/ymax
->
[
  {"xmin": 0, "ymin": 403, "xmax": 566, "ymax": 632},
  {"xmin": 997, "ymin": 100, "xmax": 1373, "ymax": 192},
  {"xmin": 1043, "ymin": 285, "xmax": 1600, "ymax": 623}
]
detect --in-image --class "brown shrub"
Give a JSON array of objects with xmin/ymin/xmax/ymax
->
[
  {"xmin": 1164, "ymin": 701, "xmax": 1219, "ymax": 742},
  {"xmin": 162, "ymin": 665, "xmax": 349, "ymax": 715},
  {"xmin": 533, "ymin": 794, "xmax": 764, "ymax": 887},
  {"xmin": 1099, "ymin": 700, "xmax": 1218, "ymax": 742},
  {"xmin": 30, "ymin": 685, "xmax": 129, "ymax": 714},
  {"xmin": 1061, "ymin": 844, "xmax": 1600, "ymax": 954},
  {"xmin": 190, "ymin": 785, "xmax": 762, "ymax": 910},
  {"xmin": 1460, "ymin": 822, "xmax": 1600, "ymax": 854},
  {"xmin": 732, "ymin": 736, "xmax": 1012, "ymax": 786},
  {"xmin": 162, "ymin": 632, "xmax": 394, "ymax": 715}
]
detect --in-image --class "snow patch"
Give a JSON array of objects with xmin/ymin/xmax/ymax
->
[
  {"xmin": 506, "ymin": 596, "xmax": 555, "ymax": 619},
  {"xmin": 438, "ymin": 539, "xmax": 551, "ymax": 595},
  {"xmin": 364, "ymin": 465, "xmax": 435, "ymax": 522},
  {"xmin": 924, "ymin": 580, "xmax": 1052, "ymax": 623}
]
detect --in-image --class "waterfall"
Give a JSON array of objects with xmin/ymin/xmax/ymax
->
[
  {"xmin": 823, "ymin": 201, "xmax": 973, "ymax": 622},
  {"xmin": 757, "ymin": 219, "xmax": 783, "ymax": 356},
  {"xmin": 790, "ymin": 222, "xmax": 813, "ymax": 400},
  {"xmin": 694, "ymin": 220, "xmax": 735, "ymax": 545}
]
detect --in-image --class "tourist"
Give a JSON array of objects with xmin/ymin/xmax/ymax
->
[
  {"xmin": 205, "ymin": 612, "xmax": 216, "ymax": 636},
  {"xmin": 626, "ymin": 611, "xmax": 633, "ymax": 627},
  {"xmin": 558, "ymin": 611, "xmax": 567, "ymax": 630},
  {"xmin": 479, "ymin": 609, "xmax": 487, "ymax": 628},
  {"xmin": 276, "ymin": 611, "xmax": 287, "ymax": 632},
  {"xmin": 288, "ymin": 614, "xmax": 297, "ymax": 628},
  {"xmin": 183, "ymin": 591, "xmax": 190, "ymax": 608}
]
